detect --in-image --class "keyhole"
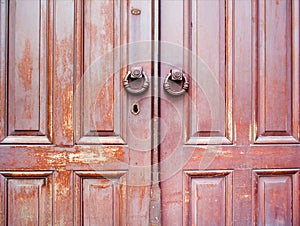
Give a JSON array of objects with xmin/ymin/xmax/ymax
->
[{"xmin": 131, "ymin": 103, "xmax": 140, "ymax": 115}]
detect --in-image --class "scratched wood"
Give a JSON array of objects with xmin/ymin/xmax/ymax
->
[
  {"xmin": 0, "ymin": 171, "xmax": 53, "ymax": 226},
  {"xmin": 254, "ymin": 0, "xmax": 299, "ymax": 144},
  {"xmin": 2, "ymin": 0, "xmax": 51, "ymax": 144},
  {"xmin": 74, "ymin": 171, "xmax": 127, "ymax": 226},
  {"xmin": 75, "ymin": 0, "xmax": 126, "ymax": 145},
  {"xmin": 253, "ymin": 169, "xmax": 299, "ymax": 226},
  {"xmin": 53, "ymin": 0, "xmax": 74, "ymax": 146},
  {"xmin": 183, "ymin": 171, "xmax": 233, "ymax": 226},
  {"xmin": 82, "ymin": 0, "xmax": 114, "ymax": 134}
]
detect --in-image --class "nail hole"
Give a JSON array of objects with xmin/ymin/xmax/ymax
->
[{"xmin": 131, "ymin": 103, "xmax": 140, "ymax": 115}]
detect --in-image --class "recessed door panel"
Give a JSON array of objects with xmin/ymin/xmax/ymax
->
[
  {"xmin": 75, "ymin": 0, "xmax": 127, "ymax": 145},
  {"xmin": 253, "ymin": 0, "xmax": 299, "ymax": 144},
  {"xmin": 1, "ymin": 0, "xmax": 51, "ymax": 144}
]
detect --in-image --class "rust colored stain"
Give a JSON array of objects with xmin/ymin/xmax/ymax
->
[
  {"xmin": 18, "ymin": 40, "xmax": 33, "ymax": 91},
  {"xmin": 139, "ymin": 186, "xmax": 147, "ymax": 211},
  {"xmin": 83, "ymin": 1, "xmax": 114, "ymax": 133},
  {"xmin": 54, "ymin": 35, "xmax": 74, "ymax": 144},
  {"xmin": 107, "ymin": 146, "xmax": 125, "ymax": 162},
  {"xmin": 23, "ymin": 97, "xmax": 32, "ymax": 119},
  {"xmin": 87, "ymin": 22, "xmax": 98, "ymax": 55},
  {"xmin": 10, "ymin": 184, "xmax": 37, "ymax": 225},
  {"xmin": 85, "ymin": 20, "xmax": 114, "ymax": 131},
  {"xmin": 55, "ymin": 36, "xmax": 73, "ymax": 75},
  {"xmin": 34, "ymin": 151, "xmax": 67, "ymax": 170},
  {"xmin": 94, "ymin": 75, "xmax": 114, "ymax": 130}
]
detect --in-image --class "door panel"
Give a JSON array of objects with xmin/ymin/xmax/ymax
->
[
  {"xmin": 253, "ymin": 0, "xmax": 299, "ymax": 144},
  {"xmin": 188, "ymin": 0, "xmax": 233, "ymax": 145},
  {"xmin": 253, "ymin": 169, "xmax": 299, "ymax": 226},
  {"xmin": 75, "ymin": 0, "xmax": 126, "ymax": 145},
  {"xmin": 160, "ymin": 0, "xmax": 300, "ymax": 225},
  {"xmin": 0, "ymin": 171, "xmax": 53, "ymax": 225},
  {"xmin": 74, "ymin": 171, "xmax": 127, "ymax": 225},
  {"xmin": 183, "ymin": 170, "xmax": 233, "ymax": 226},
  {"xmin": 2, "ymin": 0, "xmax": 51, "ymax": 144}
]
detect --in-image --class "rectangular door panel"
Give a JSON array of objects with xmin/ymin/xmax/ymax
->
[
  {"xmin": 75, "ymin": 0, "xmax": 127, "ymax": 145},
  {"xmin": 0, "ymin": 171, "xmax": 53, "ymax": 225},
  {"xmin": 253, "ymin": 169, "xmax": 300, "ymax": 226},
  {"xmin": 74, "ymin": 171, "xmax": 126, "ymax": 226},
  {"xmin": 188, "ymin": 0, "xmax": 233, "ymax": 145},
  {"xmin": 0, "ymin": 0, "xmax": 52, "ymax": 144},
  {"xmin": 160, "ymin": 0, "xmax": 233, "ymax": 145},
  {"xmin": 253, "ymin": 0, "xmax": 299, "ymax": 144},
  {"xmin": 183, "ymin": 170, "xmax": 233, "ymax": 226}
]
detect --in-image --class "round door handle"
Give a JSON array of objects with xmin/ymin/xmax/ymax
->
[
  {"xmin": 163, "ymin": 69, "xmax": 189, "ymax": 96},
  {"xmin": 123, "ymin": 66, "xmax": 149, "ymax": 94}
]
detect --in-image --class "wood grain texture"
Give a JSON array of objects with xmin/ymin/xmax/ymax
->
[
  {"xmin": 53, "ymin": 0, "xmax": 74, "ymax": 146},
  {"xmin": 1, "ymin": 0, "xmax": 52, "ymax": 144},
  {"xmin": 187, "ymin": 0, "xmax": 233, "ymax": 145},
  {"xmin": 184, "ymin": 171, "xmax": 233, "ymax": 226},
  {"xmin": 0, "ymin": 171, "xmax": 53, "ymax": 226},
  {"xmin": 83, "ymin": 0, "xmax": 114, "ymax": 133},
  {"xmin": 253, "ymin": 0, "xmax": 300, "ymax": 144},
  {"xmin": 0, "ymin": 0, "xmax": 299, "ymax": 225},
  {"xmin": 75, "ymin": 0, "xmax": 126, "ymax": 145},
  {"xmin": 253, "ymin": 169, "xmax": 300, "ymax": 226},
  {"xmin": 0, "ymin": 0, "xmax": 7, "ymax": 142},
  {"xmin": 74, "ymin": 171, "xmax": 126, "ymax": 226},
  {"xmin": 160, "ymin": 0, "xmax": 300, "ymax": 225}
]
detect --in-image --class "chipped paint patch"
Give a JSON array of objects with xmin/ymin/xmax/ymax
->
[
  {"xmin": 69, "ymin": 150, "xmax": 107, "ymax": 163},
  {"xmin": 69, "ymin": 147, "xmax": 125, "ymax": 164}
]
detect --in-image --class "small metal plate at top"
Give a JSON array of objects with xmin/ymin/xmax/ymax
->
[{"xmin": 131, "ymin": 8, "xmax": 141, "ymax": 15}]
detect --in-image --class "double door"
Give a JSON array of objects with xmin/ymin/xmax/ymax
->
[{"xmin": 0, "ymin": 0, "xmax": 299, "ymax": 225}]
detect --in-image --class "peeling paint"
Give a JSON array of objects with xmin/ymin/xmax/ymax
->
[{"xmin": 69, "ymin": 151, "xmax": 107, "ymax": 163}]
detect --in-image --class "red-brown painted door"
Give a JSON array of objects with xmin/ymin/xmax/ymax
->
[
  {"xmin": 0, "ymin": 0, "xmax": 153, "ymax": 225},
  {"xmin": 1, "ymin": 0, "xmax": 300, "ymax": 225},
  {"xmin": 160, "ymin": 0, "xmax": 300, "ymax": 225}
]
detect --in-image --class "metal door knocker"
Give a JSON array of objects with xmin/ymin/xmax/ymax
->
[
  {"xmin": 123, "ymin": 66, "xmax": 149, "ymax": 94},
  {"xmin": 163, "ymin": 69, "xmax": 189, "ymax": 96}
]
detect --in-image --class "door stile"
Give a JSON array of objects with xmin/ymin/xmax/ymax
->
[{"xmin": 150, "ymin": 0, "xmax": 161, "ymax": 225}]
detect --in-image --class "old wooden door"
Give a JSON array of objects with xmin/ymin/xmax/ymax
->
[
  {"xmin": 0, "ymin": 0, "xmax": 153, "ymax": 225},
  {"xmin": 1, "ymin": 0, "xmax": 300, "ymax": 225},
  {"xmin": 160, "ymin": 0, "xmax": 300, "ymax": 225}
]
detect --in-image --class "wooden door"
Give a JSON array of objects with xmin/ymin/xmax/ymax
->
[
  {"xmin": 160, "ymin": 0, "xmax": 300, "ymax": 225},
  {"xmin": 0, "ymin": 0, "xmax": 153, "ymax": 225},
  {"xmin": 1, "ymin": 0, "xmax": 300, "ymax": 225}
]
